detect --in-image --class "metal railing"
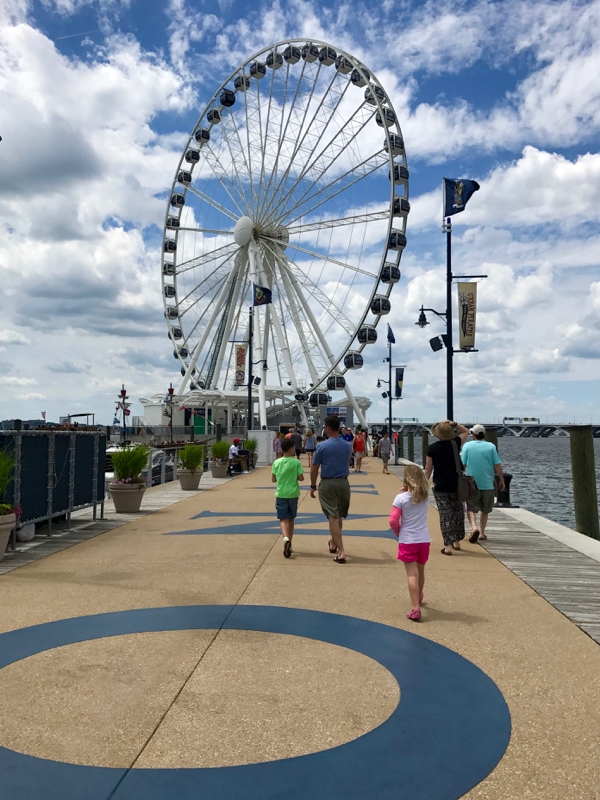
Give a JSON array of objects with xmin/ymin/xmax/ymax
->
[{"xmin": 0, "ymin": 429, "xmax": 106, "ymax": 550}]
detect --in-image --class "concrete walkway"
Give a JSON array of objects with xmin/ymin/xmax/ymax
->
[{"xmin": 0, "ymin": 457, "xmax": 599, "ymax": 799}]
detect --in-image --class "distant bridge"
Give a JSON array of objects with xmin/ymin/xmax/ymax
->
[{"xmin": 371, "ymin": 423, "xmax": 600, "ymax": 438}]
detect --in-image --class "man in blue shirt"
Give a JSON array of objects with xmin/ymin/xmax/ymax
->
[
  {"xmin": 310, "ymin": 415, "xmax": 353, "ymax": 563},
  {"xmin": 461, "ymin": 424, "xmax": 505, "ymax": 543}
]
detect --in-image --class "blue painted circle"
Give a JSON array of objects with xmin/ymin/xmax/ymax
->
[{"xmin": 0, "ymin": 606, "xmax": 510, "ymax": 800}]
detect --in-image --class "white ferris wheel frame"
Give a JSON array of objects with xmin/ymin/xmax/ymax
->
[{"xmin": 160, "ymin": 38, "xmax": 408, "ymax": 429}]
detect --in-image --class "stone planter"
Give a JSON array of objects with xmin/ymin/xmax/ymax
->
[
  {"xmin": 209, "ymin": 461, "xmax": 229, "ymax": 479},
  {"xmin": 178, "ymin": 468, "xmax": 202, "ymax": 490},
  {"xmin": 249, "ymin": 452, "xmax": 257, "ymax": 468},
  {"xmin": 110, "ymin": 482, "xmax": 146, "ymax": 513},
  {"xmin": 0, "ymin": 513, "xmax": 16, "ymax": 560}
]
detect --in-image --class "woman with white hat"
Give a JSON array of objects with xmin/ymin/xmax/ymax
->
[{"xmin": 424, "ymin": 420, "xmax": 470, "ymax": 555}]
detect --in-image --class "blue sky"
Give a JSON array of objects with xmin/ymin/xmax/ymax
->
[{"xmin": 1, "ymin": 0, "xmax": 600, "ymax": 425}]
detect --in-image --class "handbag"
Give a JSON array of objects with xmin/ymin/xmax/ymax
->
[{"xmin": 451, "ymin": 439, "xmax": 479, "ymax": 503}]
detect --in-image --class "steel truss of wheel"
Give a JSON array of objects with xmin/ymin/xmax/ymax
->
[{"xmin": 161, "ymin": 38, "xmax": 409, "ymax": 428}]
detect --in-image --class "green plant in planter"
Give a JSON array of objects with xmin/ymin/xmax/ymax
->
[
  {"xmin": 110, "ymin": 445, "xmax": 150, "ymax": 485},
  {"xmin": 210, "ymin": 439, "xmax": 230, "ymax": 463},
  {"xmin": 178, "ymin": 444, "xmax": 204, "ymax": 472},
  {"xmin": 244, "ymin": 437, "xmax": 258, "ymax": 452},
  {"xmin": 0, "ymin": 447, "xmax": 20, "ymax": 518}
]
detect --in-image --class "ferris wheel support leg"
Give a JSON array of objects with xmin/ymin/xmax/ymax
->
[
  {"xmin": 209, "ymin": 253, "xmax": 245, "ymax": 390},
  {"xmin": 248, "ymin": 242, "xmax": 268, "ymax": 428},
  {"xmin": 177, "ymin": 249, "xmax": 242, "ymax": 395},
  {"xmin": 281, "ymin": 259, "xmax": 367, "ymax": 428},
  {"xmin": 342, "ymin": 382, "xmax": 368, "ymax": 429}
]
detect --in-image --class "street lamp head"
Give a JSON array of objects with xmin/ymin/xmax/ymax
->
[
  {"xmin": 377, "ymin": 380, "xmax": 381, "ymax": 388},
  {"xmin": 416, "ymin": 306, "xmax": 429, "ymax": 328}
]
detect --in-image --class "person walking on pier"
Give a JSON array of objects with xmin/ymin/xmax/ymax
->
[
  {"xmin": 461, "ymin": 424, "xmax": 505, "ymax": 542},
  {"xmin": 288, "ymin": 427, "xmax": 303, "ymax": 459},
  {"xmin": 310, "ymin": 415, "xmax": 352, "ymax": 563},
  {"xmin": 389, "ymin": 464, "xmax": 431, "ymax": 621},
  {"xmin": 379, "ymin": 431, "xmax": 392, "ymax": 474},
  {"xmin": 425, "ymin": 420, "xmax": 469, "ymax": 555},
  {"xmin": 303, "ymin": 428, "xmax": 316, "ymax": 466},
  {"xmin": 272, "ymin": 436, "xmax": 304, "ymax": 558}
]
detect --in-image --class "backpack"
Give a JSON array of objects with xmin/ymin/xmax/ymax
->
[{"xmin": 451, "ymin": 439, "xmax": 479, "ymax": 503}]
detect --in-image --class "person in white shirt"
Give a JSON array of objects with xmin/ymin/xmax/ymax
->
[
  {"xmin": 389, "ymin": 464, "xmax": 431, "ymax": 621},
  {"xmin": 229, "ymin": 439, "xmax": 249, "ymax": 473}
]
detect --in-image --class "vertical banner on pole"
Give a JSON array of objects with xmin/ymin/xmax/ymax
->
[
  {"xmin": 457, "ymin": 282, "xmax": 477, "ymax": 350},
  {"xmin": 395, "ymin": 367, "xmax": 404, "ymax": 399},
  {"xmin": 235, "ymin": 345, "xmax": 247, "ymax": 385}
]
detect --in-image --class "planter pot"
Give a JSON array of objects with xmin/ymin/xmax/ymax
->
[
  {"xmin": 0, "ymin": 514, "xmax": 16, "ymax": 560},
  {"xmin": 178, "ymin": 468, "xmax": 202, "ymax": 490},
  {"xmin": 110, "ymin": 483, "xmax": 146, "ymax": 513},
  {"xmin": 210, "ymin": 461, "xmax": 229, "ymax": 479},
  {"xmin": 251, "ymin": 453, "xmax": 258, "ymax": 468}
]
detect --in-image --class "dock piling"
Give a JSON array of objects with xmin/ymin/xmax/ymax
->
[
  {"xmin": 422, "ymin": 430, "xmax": 428, "ymax": 468},
  {"xmin": 570, "ymin": 425, "xmax": 600, "ymax": 540},
  {"xmin": 407, "ymin": 431, "xmax": 414, "ymax": 464}
]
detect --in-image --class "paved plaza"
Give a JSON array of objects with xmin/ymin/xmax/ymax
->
[{"xmin": 0, "ymin": 459, "xmax": 599, "ymax": 799}]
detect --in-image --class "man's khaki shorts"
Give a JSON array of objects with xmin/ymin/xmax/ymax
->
[
  {"xmin": 467, "ymin": 489, "xmax": 495, "ymax": 514},
  {"xmin": 318, "ymin": 477, "xmax": 351, "ymax": 518}
]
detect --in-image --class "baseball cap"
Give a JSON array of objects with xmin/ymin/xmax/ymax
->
[
  {"xmin": 233, "ymin": 438, "xmax": 241, "ymax": 444},
  {"xmin": 470, "ymin": 424, "xmax": 485, "ymax": 436}
]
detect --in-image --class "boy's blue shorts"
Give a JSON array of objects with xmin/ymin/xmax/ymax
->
[{"xmin": 276, "ymin": 497, "xmax": 299, "ymax": 520}]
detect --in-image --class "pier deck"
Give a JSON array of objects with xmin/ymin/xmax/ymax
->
[{"xmin": 0, "ymin": 458, "xmax": 598, "ymax": 799}]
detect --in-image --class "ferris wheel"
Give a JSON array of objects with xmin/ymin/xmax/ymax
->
[{"xmin": 161, "ymin": 39, "xmax": 408, "ymax": 428}]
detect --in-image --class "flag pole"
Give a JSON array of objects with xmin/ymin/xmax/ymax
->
[
  {"xmin": 247, "ymin": 306, "xmax": 253, "ymax": 433},
  {"xmin": 390, "ymin": 338, "xmax": 396, "ymax": 464},
  {"xmin": 446, "ymin": 215, "xmax": 454, "ymax": 421}
]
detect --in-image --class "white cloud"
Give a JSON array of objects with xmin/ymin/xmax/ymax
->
[
  {"xmin": 0, "ymin": 330, "xmax": 29, "ymax": 345},
  {"xmin": 0, "ymin": 376, "xmax": 37, "ymax": 385}
]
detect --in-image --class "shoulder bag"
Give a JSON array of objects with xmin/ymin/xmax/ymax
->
[{"xmin": 451, "ymin": 439, "xmax": 479, "ymax": 503}]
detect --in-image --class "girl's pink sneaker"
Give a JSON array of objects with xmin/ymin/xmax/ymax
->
[{"xmin": 407, "ymin": 609, "xmax": 422, "ymax": 621}]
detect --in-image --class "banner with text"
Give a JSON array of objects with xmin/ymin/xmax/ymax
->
[
  {"xmin": 457, "ymin": 282, "xmax": 477, "ymax": 349},
  {"xmin": 235, "ymin": 344, "xmax": 247, "ymax": 385},
  {"xmin": 395, "ymin": 367, "xmax": 404, "ymax": 398}
]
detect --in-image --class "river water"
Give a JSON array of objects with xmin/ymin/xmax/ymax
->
[{"xmin": 411, "ymin": 436, "xmax": 600, "ymax": 530}]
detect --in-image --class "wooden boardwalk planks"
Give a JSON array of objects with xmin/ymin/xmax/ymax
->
[{"xmin": 478, "ymin": 511, "xmax": 600, "ymax": 644}]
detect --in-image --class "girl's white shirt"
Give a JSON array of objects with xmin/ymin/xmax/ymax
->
[{"xmin": 392, "ymin": 491, "xmax": 431, "ymax": 544}]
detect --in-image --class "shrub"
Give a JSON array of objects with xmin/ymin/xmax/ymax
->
[
  {"xmin": 0, "ymin": 448, "xmax": 13, "ymax": 501},
  {"xmin": 178, "ymin": 444, "xmax": 204, "ymax": 472},
  {"xmin": 211, "ymin": 440, "xmax": 230, "ymax": 462},
  {"xmin": 244, "ymin": 437, "xmax": 258, "ymax": 452},
  {"xmin": 111, "ymin": 445, "xmax": 150, "ymax": 483}
]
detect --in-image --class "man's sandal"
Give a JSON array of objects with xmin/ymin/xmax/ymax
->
[
  {"xmin": 333, "ymin": 556, "xmax": 346, "ymax": 563},
  {"xmin": 328, "ymin": 540, "xmax": 338, "ymax": 553}
]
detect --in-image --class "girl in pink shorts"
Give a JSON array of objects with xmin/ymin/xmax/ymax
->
[{"xmin": 389, "ymin": 464, "xmax": 431, "ymax": 621}]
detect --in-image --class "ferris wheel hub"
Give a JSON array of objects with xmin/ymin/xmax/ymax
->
[{"xmin": 233, "ymin": 215, "xmax": 253, "ymax": 246}]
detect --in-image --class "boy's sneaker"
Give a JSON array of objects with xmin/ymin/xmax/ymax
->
[{"xmin": 283, "ymin": 537, "xmax": 292, "ymax": 558}]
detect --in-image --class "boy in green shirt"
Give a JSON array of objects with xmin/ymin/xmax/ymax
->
[{"xmin": 271, "ymin": 436, "xmax": 304, "ymax": 558}]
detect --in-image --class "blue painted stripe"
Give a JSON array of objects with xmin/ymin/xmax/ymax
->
[{"xmin": 0, "ymin": 605, "xmax": 510, "ymax": 800}]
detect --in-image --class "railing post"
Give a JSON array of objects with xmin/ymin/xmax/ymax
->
[
  {"xmin": 422, "ymin": 430, "xmax": 428, "ymax": 468},
  {"xmin": 146, "ymin": 452, "xmax": 153, "ymax": 489},
  {"xmin": 216, "ymin": 424, "xmax": 222, "ymax": 442},
  {"xmin": 570, "ymin": 425, "xmax": 599, "ymax": 539},
  {"xmin": 485, "ymin": 427, "xmax": 499, "ymax": 451},
  {"xmin": 46, "ymin": 432, "xmax": 55, "ymax": 536},
  {"xmin": 397, "ymin": 430, "xmax": 404, "ymax": 459},
  {"xmin": 407, "ymin": 431, "xmax": 414, "ymax": 463},
  {"xmin": 160, "ymin": 452, "xmax": 166, "ymax": 485}
]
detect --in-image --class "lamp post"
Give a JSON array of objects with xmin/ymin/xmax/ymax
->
[
  {"xmin": 416, "ymin": 217, "xmax": 487, "ymax": 420},
  {"xmin": 116, "ymin": 385, "xmax": 131, "ymax": 445}
]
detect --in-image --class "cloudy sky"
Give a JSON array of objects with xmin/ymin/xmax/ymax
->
[{"xmin": 1, "ymin": 0, "xmax": 599, "ymax": 425}]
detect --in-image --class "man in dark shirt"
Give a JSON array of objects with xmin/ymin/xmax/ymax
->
[{"xmin": 289, "ymin": 427, "xmax": 303, "ymax": 459}]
